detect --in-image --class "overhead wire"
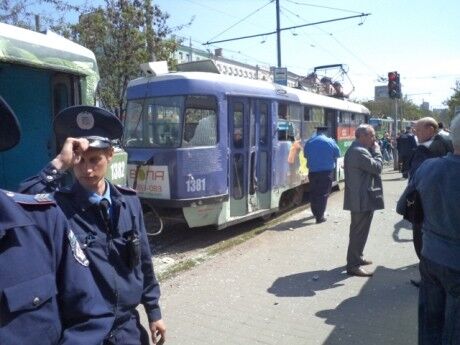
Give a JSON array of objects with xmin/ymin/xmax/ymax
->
[
  {"xmin": 284, "ymin": 0, "xmax": 364, "ymax": 15},
  {"xmin": 206, "ymin": 0, "xmax": 274, "ymax": 43},
  {"xmin": 281, "ymin": 3, "xmax": 385, "ymax": 81}
]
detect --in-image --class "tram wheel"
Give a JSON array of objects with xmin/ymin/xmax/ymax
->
[
  {"xmin": 292, "ymin": 187, "xmax": 303, "ymax": 206},
  {"xmin": 143, "ymin": 206, "xmax": 164, "ymax": 236}
]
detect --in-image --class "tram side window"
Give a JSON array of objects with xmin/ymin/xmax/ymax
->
[
  {"xmin": 183, "ymin": 95, "xmax": 218, "ymax": 147},
  {"xmin": 338, "ymin": 111, "xmax": 352, "ymax": 139},
  {"xmin": 301, "ymin": 106, "xmax": 324, "ymax": 140},
  {"xmin": 289, "ymin": 104, "xmax": 301, "ymax": 141},
  {"xmin": 277, "ymin": 102, "xmax": 299, "ymax": 141},
  {"xmin": 232, "ymin": 102, "xmax": 244, "ymax": 148},
  {"xmin": 232, "ymin": 153, "xmax": 244, "ymax": 200},
  {"xmin": 354, "ymin": 113, "xmax": 366, "ymax": 125},
  {"xmin": 259, "ymin": 102, "xmax": 268, "ymax": 145}
]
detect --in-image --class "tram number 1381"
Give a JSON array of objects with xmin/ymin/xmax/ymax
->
[{"xmin": 186, "ymin": 178, "xmax": 206, "ymax": 192}]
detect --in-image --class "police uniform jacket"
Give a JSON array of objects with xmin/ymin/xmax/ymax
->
[
  {"xmin": 343, "ymin": 141, "xmax": 384, "ymax": 212},
  {"xmin": 19, "ymin": 167, "xmax": 162, "ymax": 330},
  {"xmin": 0, "ymin": 190, "xmax": 112, "ymax": 345}
]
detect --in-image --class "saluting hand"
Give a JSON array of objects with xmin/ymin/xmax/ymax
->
[
  {"xmin": 150, "ymin": 319, "xmax": 166, "ymax": 345},
  {"xmin": 51, "ymin": 137, "xmax": 89, "ymax": 172}
]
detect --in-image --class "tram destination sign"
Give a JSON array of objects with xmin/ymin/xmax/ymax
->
[{"xmin": 274, "ymin": 67, "xmax": 288, "ymax": 86}]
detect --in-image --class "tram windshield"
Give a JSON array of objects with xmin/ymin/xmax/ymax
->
[{"xmin": 124, "ymin": 95, "xmax": 218, "ymax": 148}]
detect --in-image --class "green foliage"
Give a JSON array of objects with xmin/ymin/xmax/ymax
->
[
  {"xmin": 360, "ymin": 97, "xmax": 430, "ymax": 121},
  {"xmin": 69, "ymin": 0, "xmax": 180, "ymax": 115},
  {"xmin": 0, "ymin": 0, "xmax": 85, "ymax": 30},
  {"xmin": 446, "ymin": 81, "xmax": 460, "ymax": 121}
]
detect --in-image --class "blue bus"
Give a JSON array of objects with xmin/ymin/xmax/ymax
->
[{"xmin": 123, "ymin": 67, "xmax": 369, "ymax": 233}]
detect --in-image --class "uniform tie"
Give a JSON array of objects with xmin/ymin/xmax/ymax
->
[{"xmin": 99, "ymin": 198, "xmax": 111, "ymax": 230}]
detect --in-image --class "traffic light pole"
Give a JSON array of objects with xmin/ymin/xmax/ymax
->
[{"xmin": 393, "ymin": 99, "xmax": 399, "ymax": 171}]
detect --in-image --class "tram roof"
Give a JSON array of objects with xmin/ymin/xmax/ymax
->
[
  {"xmin": 0, "ymin": 23, "xmax": 98, "ymax": 77},
  {"xmin": 127, "ymin": 71, "xmax": 369, "ymax": 115}
]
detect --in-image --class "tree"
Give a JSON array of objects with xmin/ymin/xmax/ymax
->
[
  {"xmin": 0, "ymin": 0, "xmax": 84, "ymax": 30},
  {"xmin": 446, "ymin": 81, "xmax": 460, "ymax": 122},
  {"xmin": 70, "ymin": 0, "xmax": 182, "ymax": 116},
  {"xmin": 360, "ymin": 97, "xmax": 428, "ymax": 121}
]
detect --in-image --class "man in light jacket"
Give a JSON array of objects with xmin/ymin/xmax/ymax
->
[{"xmin": 344, "ymin": 124, "xmax": 384, "ymax": 277}]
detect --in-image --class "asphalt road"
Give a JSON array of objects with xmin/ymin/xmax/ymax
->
[{"xmin": 140, "ymin": 167, "xmax": 419, "ymax": 345}]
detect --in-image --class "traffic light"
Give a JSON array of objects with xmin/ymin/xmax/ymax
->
[{"xmin": 388, "ymin": 71, "xmax": 401, "ymax": 99}]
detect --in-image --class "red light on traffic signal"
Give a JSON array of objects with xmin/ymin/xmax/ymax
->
[
  {"xmin": 387, "ymin": 71, "xmax": 401, "ymax": 99},
  {"xmin": 388, "ymin": 72, "xmax": 397, "ymax": 81}
]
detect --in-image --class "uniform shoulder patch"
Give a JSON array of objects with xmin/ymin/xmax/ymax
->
[
  {"xmin": 2, "ymin": 190, "xmax": 56, "ymax": 206},
  {"xmin": 115, "ymin": 184, "xmax": 137, "ymax": 195},
  {"xmin": 67, "ymin": 229, "xmax": 89, "ymax": 266}
]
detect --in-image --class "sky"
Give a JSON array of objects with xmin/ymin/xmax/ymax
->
[{"xmin": 150, "ymin": 0, "xmax": 460, "ymax": 109}]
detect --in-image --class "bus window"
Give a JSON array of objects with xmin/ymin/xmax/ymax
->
[{"xmin": 183, "ymin": 95, "xmax": 218, "ymax": 147}]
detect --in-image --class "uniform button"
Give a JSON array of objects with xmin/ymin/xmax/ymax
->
[
  {"xmin": 46, "ymin": 175, "xmax": 53, "ymax": 181},
  {"xmin": 51, "ymin": 169, "xmax": 57, "ymax": 174},
  {"xmin": 32, "ymin": 297, "xmax": 41, "ymax": 306}
]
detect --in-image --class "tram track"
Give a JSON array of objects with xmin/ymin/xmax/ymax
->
[{"xmin": 146, "ymin": 191, "xmax": 319, "ymax": 279}]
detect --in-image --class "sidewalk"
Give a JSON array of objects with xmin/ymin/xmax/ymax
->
[{"xmin": 141, "ymin": 168, "xmax": 418, "ymax": 344}]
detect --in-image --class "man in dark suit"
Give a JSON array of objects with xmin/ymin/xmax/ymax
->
[
  {"xmin": 397, "ymin": 126, "xmax": 417, "ymax": 178},
  {"xmin": 344, "ymin": 124, "xmax": 384, "ymax": 277}
]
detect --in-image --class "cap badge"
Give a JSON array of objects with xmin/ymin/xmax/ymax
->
[{"xmin": 76, "ymin": 111, "xmax": 95, "ymax": 130}]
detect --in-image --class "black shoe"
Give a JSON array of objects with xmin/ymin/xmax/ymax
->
[
  {"xmin": 316, "ymin": 217, "xmax": 327, "ymax": 224},
  {"xmin": 346, "ymin": 267, "xmax": 373, "ymax": 277},
  {"xmin": 410, "ymin": 279, "xmax": 420, "ymax": 287},
  {"xmin": 358, "ymin": 259, "xmax": 373, "ymax": 266}
]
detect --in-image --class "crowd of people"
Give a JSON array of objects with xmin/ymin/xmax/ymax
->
[{"xmin": 301, "ymin": 116, "xmax": 459, "ymax": 343}]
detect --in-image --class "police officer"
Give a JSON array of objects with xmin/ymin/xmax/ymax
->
[
  {"xmin": 304, "ymin": 126, "xmax": 340, "ymax": 223},
  {"xmin": 0, "ymin": 97, "xmax": 112, "ymax": 344},
  {"xmin": 20, "ymin": 105, "xmax": 166, "ymax": 345}
]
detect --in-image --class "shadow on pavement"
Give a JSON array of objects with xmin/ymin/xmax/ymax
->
[
  {"xmin": 316, "ymin": 265, "xmax": 418, "ymax": 345},
  {"xmin": 265, "ymin": 215, "xmax": 316, "ymax": 232},
  {"xmin": 393, "ymin": 219, "xmax": 413, "ymax": 243},
  {"xmin": 267, "ymin": 266, "xmax": 348, "ymax": 297}
]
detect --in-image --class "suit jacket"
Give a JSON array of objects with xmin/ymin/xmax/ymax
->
[{"xmin": 343, "ymin": 140, "xmax": 384, "ymax": 212}]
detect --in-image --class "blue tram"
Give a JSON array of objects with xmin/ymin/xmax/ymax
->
[{"xmin": 123, "ymin": 67, "xmax": 370, "ymax": 233}]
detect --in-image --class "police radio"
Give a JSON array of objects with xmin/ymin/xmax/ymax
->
[{"xmin": 126, "ymin": 215, "xmax": 140, "ymax": 269}]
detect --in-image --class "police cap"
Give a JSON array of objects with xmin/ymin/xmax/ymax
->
[
  {"xmin": 54, "ymin": 105, "xmax": 123, "ymax": 149},
  {"xmin": 0, "ymin": 96, "xmax": 21, "ymax": 152}
]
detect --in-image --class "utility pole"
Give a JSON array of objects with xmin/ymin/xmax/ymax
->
[
  {"xmin": 393, "ymin": 99, "xmax": 399, "ymax": 171},
  {"xmin": 276, "ymin": 0, "xmax": 281, "ymax": 67}
]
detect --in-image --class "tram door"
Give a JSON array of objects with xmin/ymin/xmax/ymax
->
[{"xmin": 229, "ymin": 97, "xmax": 269, "ymax": 217}]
